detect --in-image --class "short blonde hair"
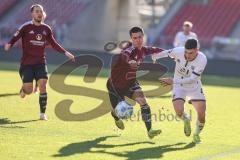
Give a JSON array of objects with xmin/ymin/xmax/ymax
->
[
  {"xmin": 183, "ymin": 21, "xmax": 193, "ymax": 28},
  {"xmin": 30, "ymin": 4, "xmax": 44, "ymax": 12}
]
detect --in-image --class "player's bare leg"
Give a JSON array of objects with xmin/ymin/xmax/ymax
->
[
  {"xmin": 20, "ymin": 83, "xmax": 33, "ymax": 98},
  {"xmin": 192, "ymin": 101, "xmax": 206, "ymax": 144},
  {"xmin": 173, "ymin": 99, "xmax": 191, "ymax": 136},
  {"xmin": 33, "ymin": 81, "xmax": 38, "ymax": 94},
  {"xmin": 132, "ymin": 89, "xmax": 161, "ymax": 139},
  {"xmin": 38, "ymin": 79, "xmax": 48, "ymax": 120}
]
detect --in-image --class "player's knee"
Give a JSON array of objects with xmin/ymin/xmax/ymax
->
[
  {"xmin": 135, "ymin": 97, "xmax": 146, "ymax": 106},
  {"xmin": 175, "ymin": 109, "xmax": 184, "ymax": 118},
  {"xmin": 23, "ymin": 87, "xmax": 33, "ymax": 95},
  {"xmin": 173, "ymin": 101, "xmax": 185, "ymax": 117},
  {"xmin": 176, "ymin": 112, "xmax": 183, "ymax": 118},
  {"xmin": 174, "ymin": 105, "xmax": 184, "ymax": 117},
  {"xmin": 39, "ymin": 85, "xmax": 47, "ymax": 93},
  {"xmin": 38, "ymin": 81, "xmax": 47, "ymax": 93}
]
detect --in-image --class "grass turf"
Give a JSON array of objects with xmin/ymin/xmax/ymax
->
[{"xmin": 0, "ymin": 62, "xmax": 240, "ymax": 160}]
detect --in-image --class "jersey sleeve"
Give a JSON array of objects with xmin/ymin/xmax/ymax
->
[
  {"xmin": 152, "ymin": 47, "xmax": 182, "ymax": 61},
  {"xmin": 144, "ymin": 46, "xmax": 164, "ymax": 56},
  {"xmin": 8, "ymin": 25, "xmax": 25, "ymax": 47},
  {"xmin": 46, "ymin": 27, "xmax": 66, "ymax": 54},
  {"xmin": 192, "ymin": 55, "xmax": 207, "ymax": 76},
  {"xmin": 193, "ymin": 32, "xmax": 198, "ymax": 39},
  {"xmin": 121, "ymin": 50, "xmax": 131, "ymax": 63}
]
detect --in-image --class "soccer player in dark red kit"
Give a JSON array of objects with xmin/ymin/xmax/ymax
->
[
  {"xmin": 107, "ymin": 27, "xmax": 164, "ymax": 139},
  {"xmin": 4, "ymin": 4, "xmax": 75, "ymax": 120}
]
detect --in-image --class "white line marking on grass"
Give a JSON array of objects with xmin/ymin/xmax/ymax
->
[{"xmin": 192, "ymin": 147, "xmax": 240, "ymax": 160}]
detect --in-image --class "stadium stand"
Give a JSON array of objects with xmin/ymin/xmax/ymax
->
[
  {"xmin": 13, "ymin": 0, "xmax": 89, "ymax": 26},
  {"xmin": 157, "ymin": 0, "xmax": 240, "ymax": 47},
  {"xmin": 0, "ymin": 0, "xmax": 91, "ymax": 45},
  {"xmin": 0, "ymin": 0, "xmax": 17, "ymax": 17},
  {"xmin": 4, "ymin": 0, "xmax": 90, "ymax": 25}
]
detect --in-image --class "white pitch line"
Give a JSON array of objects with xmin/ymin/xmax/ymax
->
[{"xmin": 192, "ymin": 147, "xmax": 240, "ymax": 160}]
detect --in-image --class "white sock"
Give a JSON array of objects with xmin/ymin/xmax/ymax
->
[
  {"xmin": 195, "ymin": 120, "xmax": 205, "ymax": 135},
  {"xmin": 180, "ymin": 112, "xmax": 190, "ymax": 121}
]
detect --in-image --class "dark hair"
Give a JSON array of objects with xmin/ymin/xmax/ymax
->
[
  {"xmin": 185, "ymin": 39, "xmax": 198, "ymax": 49},
  {"xmin": 30, "ymin": 4, "xmax": 43, "ymax": 12},
  {"xmin": 129, "ymin": 26, "xmax": 144, "ymax": 36}
]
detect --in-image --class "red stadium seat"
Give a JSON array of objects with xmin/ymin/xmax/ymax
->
[
  {"xmin": 0, "ymin": 0, "xmax": 91, "ymax": 47},
  {"xmin": 13, "ymin": 0, "xmax": 90, "ymax": 26},
  {"xmin": 158, "ymin": 0, "xmax": 240, "ymax": 47},
  {"xmin": 0, "ymin": 0, "xmax": 17, "ymax": 16}
]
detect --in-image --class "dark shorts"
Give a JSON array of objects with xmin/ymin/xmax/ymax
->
[
  {"xmin": 106, "ymin": 79, "xmax": 141, "ymax": 109},
  {"xmin": 19, "ymin": 64, "xmax": 48, "ymax": 83}
]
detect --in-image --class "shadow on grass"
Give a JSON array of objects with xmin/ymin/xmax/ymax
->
[
  {"xmin": 53, "ymin": 135, "xmax": 195, "ymax": 159},
  {"xmin": 0, "ymin": 118, "xmax": 39, "ymax": 128},
  {"xmin": 0, "ymin": 93, "xmax": 19, "ymax": 98},
  {"xmin": 53, "ymin": 135, "xmax": 155, "ymax": 157},
  {"xmin": 103, "ymin": 142, "xmax": 196, "ymax": 160}
]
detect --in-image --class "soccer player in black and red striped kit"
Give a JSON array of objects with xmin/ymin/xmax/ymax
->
[
  {"xmin": 4, "ymin": 4, "xmax": 75, "ymax": 120},
  {"xmin": 107, "ymin": 27, "xmax": 164, "ymax": 139}
]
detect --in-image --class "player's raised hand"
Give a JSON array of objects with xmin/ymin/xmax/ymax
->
[
  {"xmin": 64, "ymin": 51, "xmax": 75, "ymax": 62},
  {"xmin": 4, "ymin": 43, "xmax": 11, "ymax": 51},
  {"xmin": 128, "ymin": 60, "xmax": 138, "ymax": 69},
  {"xmin": 159, "ymin": 77, "xmax": 173, "ymax": 86}
]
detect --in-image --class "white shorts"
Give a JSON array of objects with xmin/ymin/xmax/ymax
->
[{"xmin": 172, "ymin": 84, "xmax": 206, "ymax": 103}]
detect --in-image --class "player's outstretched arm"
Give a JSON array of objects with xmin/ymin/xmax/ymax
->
[
  {"xmin": 64, "ymin": 51, "xmax": 75, "ymax": 62},
  {"xmin": 145, "ymin": 47, "xmax": 164, "ymax": 56},
  {"xmin": 159, "ymin": 75, "xmax": 199, "ymax": 86},
  {"xmin": 173, "ymin": 74, "xmax": 199, "ymax": 84},
  {"xmin": 47, "ymin": 28, "xmax": 75, "ymax": 61},
  {"xmin": 5, "ymin": 25, "xmax": 24, "ymax": 52},
  {"xmin": 152, "ymin": 49, "xmax": 174, "ymax": 63},
  {"xmin": 159, "ymin": 69, "xmax": 203, "ymax": 86}
]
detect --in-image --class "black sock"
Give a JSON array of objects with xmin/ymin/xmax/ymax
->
[
  {"xmin": 39, "ymin": 93, "xmax": 47, "ymax": 113},
  {"xmin": 141, "ymin": 104, "xmax": 152, "ymax": 131},
  {"xmin": 111, "ymin": 110, "xmax": 120, "ymax": 121}
]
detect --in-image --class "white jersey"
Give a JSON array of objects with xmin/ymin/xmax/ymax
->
[
  {"xmin": 174, "ymin": 31, "xmax": 198, "ymax": 47},
  {"xmin": 153, "ymin": 47, "xmax": 207, "ymax": 88},
  {"xmin": 152, "ymin": 47, "xmax": 207, "ymax": 101}
]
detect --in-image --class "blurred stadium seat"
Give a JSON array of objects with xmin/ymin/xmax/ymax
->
[
  {"xmin": 13, "ymin": 0, "xmax": 89, "ymax": 26},
  {"xmin": 157, "ymin": 0, "xmax": 240, "ymax": 48},
  {"xmin": 0, "ymin": 0, "xmax": 17, "ymax": 17},
  {"xmin": 0, "ymin": 0, "xmax": 92, "ymax": 45}
]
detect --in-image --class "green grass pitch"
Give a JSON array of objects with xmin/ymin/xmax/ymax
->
[{"xmin": 1, "ymin": 62, "xmax": 240, "ymax": 160}]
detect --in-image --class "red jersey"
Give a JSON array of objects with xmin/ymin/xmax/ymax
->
[
  {"xmin": 109, "ymin": 43, "xmax": 164, "ymax": 91},
  {"xmin": 8, "ymin": 21, "xmax": 66, "ymax": 65}
]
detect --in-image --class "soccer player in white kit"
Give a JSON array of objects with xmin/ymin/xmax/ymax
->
[
  {"xmin": 152, "ymin": 39, "xmax": 207, "ymax": 143},
  {"xmin": 173, "ymin": 21, "xmax": 198, "ymax": 47}
]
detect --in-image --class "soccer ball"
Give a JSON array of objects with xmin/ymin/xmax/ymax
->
[{"xmin": 115, "ymin": 101, "xmax": 133, "ymax": 119}]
